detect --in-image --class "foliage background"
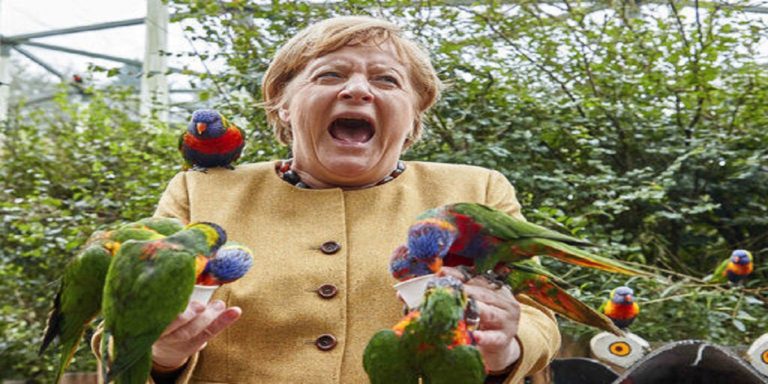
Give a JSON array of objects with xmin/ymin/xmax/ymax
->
[{"xmin": 1, "ymin": 1, "xmax": 766, "ymax": 381}]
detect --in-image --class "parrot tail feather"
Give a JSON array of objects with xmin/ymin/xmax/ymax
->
[
  {"xmin": 512, "ymin": 274, "xmax": 624, "ymax": 336},
  {"xmin": 39, "ymin": 291, "xmax": 62, "ymax": 355},
  {"xmin": 537, "ymin": 239, "xmax": 648, "ymax": 277}
]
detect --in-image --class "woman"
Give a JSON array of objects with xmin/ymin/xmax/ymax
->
[{"xmin": 136, "ymin": 15, "xmax": 560, "ymax": 383}]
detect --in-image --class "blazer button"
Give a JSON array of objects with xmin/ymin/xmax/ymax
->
[
  {"xmin": 315, "ymin": 334, "xmax": 337, "ymax": 351},
  {"xmin": 320, "ymin": 241, "xmax": 341, "ymax": 255},
  {"xmin": 317, "ymin": 284, "xmax": 338, "ymax": 299}
]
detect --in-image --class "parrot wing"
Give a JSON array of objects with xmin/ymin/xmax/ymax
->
[
  {"xmin": 40, "ymin": 244, "xmax": 113, "ymax": 383},
  {"xmin": 133, "ymin": 217, "xmax": 184, "ymax": 236},
  {"xmin": 102, "ymin": 238, "xmax": 198, "ymax": 384},
  {"xmin": 707, "ymin": 258, "xmax": 729, "ymax": 283},
  {"xmin": 363, "ymin": 330, "xmax": 419, "ymax": 384},
  {"xmin": 506, "ymin": 262, "xmax": 623, "ymax": 336},
  {"xmin": 450, "ymin": 203, "xmax": 595, "ymax": 246}
]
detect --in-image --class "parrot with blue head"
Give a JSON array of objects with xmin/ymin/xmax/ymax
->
[
  {"xmin": 412, "ymin": 203, "xmax": 647, "ymax": 277},
  {"xmin": 710, "ymin": 249, "xmax": 753, "ymax": 285},
  {"xmin": 389, "ymin": 202, "xmax": 648, "ymax": 335},
  {"xmin": 364, "ymin": 276, "xmax": 485, "ymax": 384},
  {"xmin": 196, "ymin": 242, "xmax": 254, "ymax": 286},
  {"xmin": 100, "ymin": 222, "xmax": 226, "ymax": 384},
  {"xmin": 179, "ymin": 109, "xmax": 245, "ymax": 172},
  {"xmin": 599, "ymin": 286, "xmax": 639, "ymax": 330}
]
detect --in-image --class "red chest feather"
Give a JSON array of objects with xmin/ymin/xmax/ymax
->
[{"xmin": 183, "ymin": 128, "xmax": 243, "ymax": 154}]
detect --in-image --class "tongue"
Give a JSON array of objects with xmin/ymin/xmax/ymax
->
[{"xmin": 330, "ymin": 122, "xmax": 373, "ymax": 143}]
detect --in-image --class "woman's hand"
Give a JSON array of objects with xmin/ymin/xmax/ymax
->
[
  {"xmin": 151, "ymin": 300, "xmax": 242, "ymax": 372},
  {"xmin": 438, "ymin": 267, "xmax": 521, "ymax": 373}
]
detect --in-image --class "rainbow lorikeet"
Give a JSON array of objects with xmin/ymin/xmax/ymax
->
[
  {"xmin": 599, "ymin": 286, "xmax": 639, "ymax": 330},
  {"xmin": 179, "ymin": 109, "xmax": 245, "ymax": 172},
  {"xmin": 363, "ymin": 276, "xmax": 485, "ymax": 384},
  {"xmin": 709, "ymin": 249, "xmax": 754, "ymax": 285},
  {"xmin": 391, "ymin": 202, "xmax": 649, "ymax": 335},
  {"xmin": 39, "ymin": 218, "xmax": 183, "ymax": 383},
  {"xmin": 100, "ymin": 222, "xmax": 226, "ymax": 384},
  {"xmin": 411, "ymin": 203, "xmax": 647, "ymax": 277}
]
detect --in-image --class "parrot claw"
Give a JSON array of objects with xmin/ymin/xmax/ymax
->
[
  {"xmin": 191, "ymin": 165, "xmax": 209, "ymax": 173},
  {"xmin": 479, "ymin": 272, "xmax": 505, "ymax": 289},
  {"xmin": 465, "ymin": 297, "xmax": 480, "ymax": 331},
  {"xmin": 225, "ymin": 164, "xmax": 236, "ymax": 170},
  {"xmin": 457, "ymin": 265, "xmax": 474, "ymax": 281}
]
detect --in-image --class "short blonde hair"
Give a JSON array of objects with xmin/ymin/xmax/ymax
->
[{"xmin": 262, "ymin": 15, "xmax": 442, "ymax": 146}]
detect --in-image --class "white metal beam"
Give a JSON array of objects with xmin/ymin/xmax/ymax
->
[{"xmin": 140, "ymin": 0, "xmax": 170, "ymax": 126}]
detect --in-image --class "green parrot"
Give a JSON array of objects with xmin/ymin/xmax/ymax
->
[
  {"xmin": 410, "ymin": 203, "xmax": 648, "ymax": 277},
  {"xmin": 101, "ymin": 222, "xmax": 226, "ymax": 384},
  {"xmin": 364, "ymin": 276, "xmax": 485, "ymax": 384},
  {"xmin": 39, "ymin": 222, "xmax": 172, "ymax": 384},
  {"xmin": 708, "ymin": 249, "xmax": 754, "ymax": 285}
]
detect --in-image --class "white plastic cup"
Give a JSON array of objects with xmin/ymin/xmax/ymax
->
[
  {"xmin": 189, "ymin": 284, "xmax": 220, "ymax": 304},
  {"xmin": 393, "ymin": 274, "xmax": 436, "ymax": 309}
]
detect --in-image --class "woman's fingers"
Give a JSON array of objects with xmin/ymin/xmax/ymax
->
[
  {"xmin": 161, "ymin": 301, "xmax": 206, "ymax": 337},
  {"xmin": 152, "ymin": 300, "xmax": 242, "ymax": 370},
  {"xmin": 186, "ymin": 306, "xmax": 241, "ymax": 346}
]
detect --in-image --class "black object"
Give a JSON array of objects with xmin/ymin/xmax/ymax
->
[
  {"xmin": 550, "ymin": 357, "xmax": 619, "ymax": 384},
  {"xmin": 615, "ymin": 339, "xmax": 766, "ymax": 384}
]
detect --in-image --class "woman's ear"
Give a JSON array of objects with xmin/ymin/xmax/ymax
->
[{"xmin": 278, "ymin": 105, "xmax": 290, "ymax": 123}]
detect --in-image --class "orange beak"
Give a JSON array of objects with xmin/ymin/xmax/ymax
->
[{"xmin": 196, "ymin": 122, "xmax": 207, "ymax": 135}]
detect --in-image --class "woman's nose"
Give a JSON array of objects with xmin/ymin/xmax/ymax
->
[{"xmin": 338, "ymin": 76, "xmax": 374, "ymax": 103}]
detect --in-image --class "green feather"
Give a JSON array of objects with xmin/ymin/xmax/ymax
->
[{"xmin": 363, "ymin": 330, "xmax": 419, "ymax": 384}]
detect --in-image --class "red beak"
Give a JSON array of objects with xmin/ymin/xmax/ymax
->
[{"xmin": 196, "ymin": 122, "xmax": 207, "ymax": 135}]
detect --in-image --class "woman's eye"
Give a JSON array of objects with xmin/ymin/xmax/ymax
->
[
  {"xmin": 317, "ymin": 72, "xmax": 342, "ymax": 79},
  {"xmin": 376, "ymin": 75, "xmax": 399, "ymax": 85}
]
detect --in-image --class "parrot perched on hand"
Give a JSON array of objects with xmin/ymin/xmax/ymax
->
[
  {"xmin": 101, "ymin": 222, "xmax": 226, "ymax": 384},
  {"xmin": 39, "ymin": 219, "xmax": 181, "ymax": 383},
  {"xmin": 410, "ymin": 203, "xmax": 647, "ymax": 277},
  {"xmin": 389, "ymin": 202, "xmax": 648, "ymax": 335},
  {"xmin": 364, "ymin": 276, "xmax": 485, "ymax": 384},
  {"xmin": 179, "ymin": 109, "xmax": 245, "ymax": 172},
  {"xmin": 709, "ymin": 249, "xmax": 754, "ymax": 285},
  {"xmin": 196, "ymin": 242, "xmax": 254, "ymax": 286},
  {"xmin": 599, "ymin": 286, "xmax": 639, "ymax": 330}
]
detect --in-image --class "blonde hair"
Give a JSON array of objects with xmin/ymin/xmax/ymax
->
[{"xmin": 261, "ymin": 16, "xmax": 442, "ymax": 146}]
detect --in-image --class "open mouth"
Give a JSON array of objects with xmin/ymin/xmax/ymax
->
[{"xmin": 329, "ymin": 118, "xmax": 375, "ymax": 144}]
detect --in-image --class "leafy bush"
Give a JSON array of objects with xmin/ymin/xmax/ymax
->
[{"xmin": 0, "ymin": 87, "xmax": 179, "ymax": 380}]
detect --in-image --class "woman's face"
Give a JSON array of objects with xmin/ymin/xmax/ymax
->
[{"xmin": 279, "ymin": 42, "xmax": 418, "ymax": 188}]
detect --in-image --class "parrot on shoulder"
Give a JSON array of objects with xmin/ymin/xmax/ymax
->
[
  {"xmin": 179, "ymin": 109, "xmax": 245, "ymax": 172},
  {"xmin": 39, "ymin": 219, "xmax": 182, "ymax": 383},
  {"xmin": 599, "ymin": 286, "xmax": 639, "ymax": 330},
  {"xmin": 101, "ymin": 222, "xmax": 226, "ymax": 384},
  {"xmin": 364, "ymin": 276, "xmax": 485, "ymax": 384},
  {"xmin": 709, "ymin": 249, "xmax": 753, "ymax": 285}
]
